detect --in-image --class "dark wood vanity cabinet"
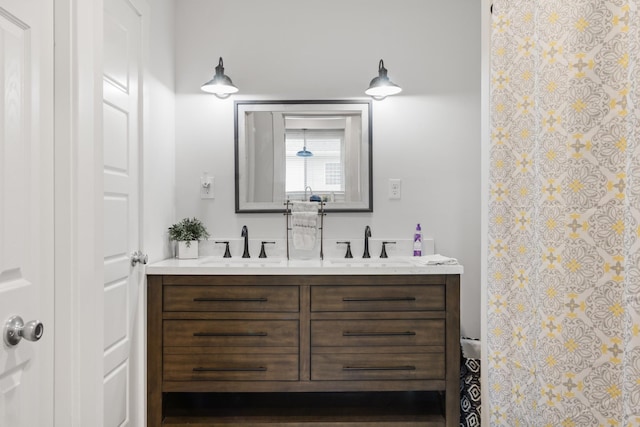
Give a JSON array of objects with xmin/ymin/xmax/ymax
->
[{"xmin": 147, "ymin": 274, "xmax": 460, "ymax": 426}]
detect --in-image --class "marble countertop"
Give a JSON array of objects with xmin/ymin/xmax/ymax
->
[{"xmin": 146, "ymin": 256, "xmax": 464, "ymax": 276}]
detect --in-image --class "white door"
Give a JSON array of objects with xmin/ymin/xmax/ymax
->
[
  {"xmin": 0, "ymin": 0, "xmax": 54, "ymax": 426},
  {"xmin": 103, "ymin": 0, "xmax": 144, "ymax": 425}
]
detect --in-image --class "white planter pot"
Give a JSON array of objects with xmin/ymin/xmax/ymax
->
[{"xmin": 177, "ymin": 240, "xmax": 198, "ymax": 259}]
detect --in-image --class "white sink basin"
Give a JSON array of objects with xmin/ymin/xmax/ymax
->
[
  {"xmin": 324, "ymin": 258, "xmax": 415, "ymax": 268},
  {"xmin": 193, "ymin": 256, "xmax": 420, "ymax": 269},
  {"xmin": 198, "ymin": 257, "xmax": 287, "ymax": 267}
]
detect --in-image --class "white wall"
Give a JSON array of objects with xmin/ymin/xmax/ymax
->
[
  {"xmin": 142, "ymin": 5, "xmax": 176, "ymax": 427},
  {"xmin": 173, "ymin": 0, "xmax": 482, "ymax": 337},
  {"xmin": 145, "ymin": 0, "xmax": 176, "ymax": 262}
]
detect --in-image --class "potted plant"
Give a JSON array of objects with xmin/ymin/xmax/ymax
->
[{"xmin": 168, "ymin": 217, "xmax": 210, "ymax": 259}]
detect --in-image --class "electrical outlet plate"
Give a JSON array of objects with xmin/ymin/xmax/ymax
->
[{"xmin": 389, "ymin": 179, "xmax": 401, "ymax": 199}]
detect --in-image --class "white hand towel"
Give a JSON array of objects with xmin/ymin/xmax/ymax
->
[
  {"xmin": 291, "ymin": 202, "xmax": 319, "ymax": 250},
  {"xmin": 292, "ymin": 201, "xmax": 319, "ymax": 213},
  {"xmin": 413, "ymin": 254, "xmax": 458, "ymax": 265}
]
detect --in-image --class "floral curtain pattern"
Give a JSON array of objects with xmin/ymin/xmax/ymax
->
[{"xmin": 488, "ymin": 0, "xmax": 640, "ymax": 425}]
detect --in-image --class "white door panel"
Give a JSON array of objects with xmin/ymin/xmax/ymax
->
[
  {"xmin": 103, "ymin": 103, "xmax": 129, "ymax": 171},
  {"xmin": 104, "ymin": 362, "xmax": 129, "ymax": 427},
  {"xmin": 0, "ymin": 1, "xmax": 54, "ymax": 426},
  {"xmin": 103, "ymin": 0, "xmax": 143, "ymax": 425}
]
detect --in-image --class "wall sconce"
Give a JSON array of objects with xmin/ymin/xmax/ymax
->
[
  {"xmin": 201, "ymin": 57, "xmax": 239, "ymax": 98},
  {"xmin": 365, "ymin": 59, "xmax": 402, "ymax": 100}
]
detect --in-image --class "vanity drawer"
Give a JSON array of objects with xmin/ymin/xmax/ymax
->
[
  {"xmin": 164, "ymin": 353, "xmax": 299, "ymax": 381},
  {"xmin": 311, "ymin": 319, "xmax": 444, "ymax": 347},
  {"xmin": 311, "ymin": 285, "xmax": 445, "ymax": 312},
  {"xmin": 165, "ymin": 320, "xmax": 298, "ymax": 347},
  {"xmin": 164, "ymin": 285, "xmax": 299, "ymax": 312},
  {"xmin": 311, "ymin": 353, "xmax": 445, "ymax": 381}
]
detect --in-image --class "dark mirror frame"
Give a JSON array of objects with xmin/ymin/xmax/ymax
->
[{"xmin": 234, "ymin": 100, "xmax": 373, "ymax": 213}]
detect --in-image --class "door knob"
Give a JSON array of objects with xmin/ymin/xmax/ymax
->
[
  {"xmin": 4, "ymin": 315, "xmax": 44, "ymax": 347},
  {"xmin": 131, "ymin": 250, "xmax": 148, "ymax": 266}
]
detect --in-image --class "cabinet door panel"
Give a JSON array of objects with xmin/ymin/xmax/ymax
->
[
  {"xmin": 311, "ymin": 353, "xmax": 445, "ymax": 381},
  {"xmin": 312, "ymin": 319, "xmax": 445, "ymax": 347},
  {"xmin": 164, "ymin": 320, "xmax": 298, "ymax": 347},
  {"xmin": 164, "ymin": 285, "xmax": 299, "ymax": 312},
  {"xmin": 165, "ymin": 353, "xmax": 299, "ymax": 381},
  {"xmin": 311, "ymin": 286, "xmax": 445, "ymax": 312}
]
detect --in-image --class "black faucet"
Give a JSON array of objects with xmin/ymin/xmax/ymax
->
[
  {"xmin": 380, "ymin": 241, "xmax": 396, "ymax": 258},
  {"xmin": 363, "ymin": 225, "xmax": 371, "ymax": 258},
  {"xmin": 215, "ymin": 241, "xmax": 232, "ymax": 258},
  {"xmin": 259, "ymin": 241, "xmax": 275, "ymax": 258},
  {"xmin": 241, "ymin": 225, "xmax": 250, "ymax": 258},
  {"xmin": 337, "ymin": 241, "xmax": 353, "ymax": 258}
]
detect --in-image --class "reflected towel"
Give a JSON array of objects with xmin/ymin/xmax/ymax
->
[
  {"xmin": 413, "ymin": 254, "xmax": 459, "ymax": 265},
  {"xmin": 291, "ymin": 202, "xmax": 319, "ymax": 250}
]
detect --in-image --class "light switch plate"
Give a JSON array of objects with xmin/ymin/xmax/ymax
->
[
  {"xmin": 201, "ymin": 175, "xmax": 214, "ymax": 199},
  {"xmin": 389, "ymin": 179, "xmax": 401, "ymax": 199}
]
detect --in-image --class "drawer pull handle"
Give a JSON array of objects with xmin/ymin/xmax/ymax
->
[
  {"xmin": 193, "ymin": 367, "xmax": 267, "ymax": 372},
  {"xmin": 342, "ymin": 366, "xmax": 416, "ymax": 371},
  {"xmin": 343, "ymin": 331, "xmax": 416, "ymax": 337},
  {"xmin": 193, "ymin": 332, "xmax": 268, "ymax": 337},
  {"xmin": 342, "ymin": 297, "xmax": 416, "ymax": 302},
  {"xmin": 193, "ymin": 297, "xmax": 268, "ymax": 302}
]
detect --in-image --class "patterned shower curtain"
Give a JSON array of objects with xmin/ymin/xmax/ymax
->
[{"xmin": 488, "ymin": 0, "xmax": 640, "ymax": 425}]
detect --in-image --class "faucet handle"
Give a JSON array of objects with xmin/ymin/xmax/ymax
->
[
  {"xmin": 337, "ymin": 241, "xmax": 353, "ymax": 259},
  {"xmin": 380, "ymin": 241, "xmax": 396, "ymax": 258},
  {"xmin": 259, "ymin": 241, "xmax": 276, "ymax": 258},
  {"xmin": 215, "ymin": 241, "xmax": 232, "ymax": 258}
]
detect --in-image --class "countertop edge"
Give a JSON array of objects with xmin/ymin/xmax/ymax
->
[{"xmin": 145, "ymin": 257, "xmax": 464, "ymax": 276}]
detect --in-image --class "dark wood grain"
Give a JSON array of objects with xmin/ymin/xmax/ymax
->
[
  {"xmin": 161, "ymin": 379, "xmax": 448, "ymax": 393},
  {"xmin": 299, "ymin": 284, "xmax": 311, "ymax": 381},
  {"xmin": 147, "ymin": 275, "xmax": 163, "ymax": 427},
  {"xmin": 148, "ymin": 273, "xmax": 460, "ymax": 426},
  {"xmin": 311, "ymin": 319, "xmax": 445, "ymax": 347},
  {"xmin": 444, "ymin": 274, "xmax": 461, "ymax": 427},
  {"xmin": 164, "ymin": 353, "xmax": 299, "ymax": 381},
  {"xmin": 164, "ymin": 319, "xmax": 298, "ymax": 347},
  {"xmin": 164, "ymin": 285, "xmax": 299, "ymax": 312},
  {"xmin": 311, "ymin": 353, "xmax": 445, "ymax": 381},
  {"xmin": 311, "ymin": 285, "xmax": 445, "ymax": 312}
]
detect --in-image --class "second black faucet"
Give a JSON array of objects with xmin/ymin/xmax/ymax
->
[
  {"xmin": 241, "ymin": 225, "xmax": 250, "ymax": 258},
  {"xmin": 363, "ymin": 225, "xmax": 371, "ymax": 258}
]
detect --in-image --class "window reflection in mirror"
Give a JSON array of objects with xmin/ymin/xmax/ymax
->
[
  {"xmin": 235, "ymin": 101, "xmax": 372, "ymax": 213},
  {"xmin": 285, "ymin": 129, "xmax": 344, "ymax": 198}
]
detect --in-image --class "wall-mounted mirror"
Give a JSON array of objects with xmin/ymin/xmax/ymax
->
[{"xmin": 235, "ymin": 100, "xmax": 372, "ymax": 213}]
